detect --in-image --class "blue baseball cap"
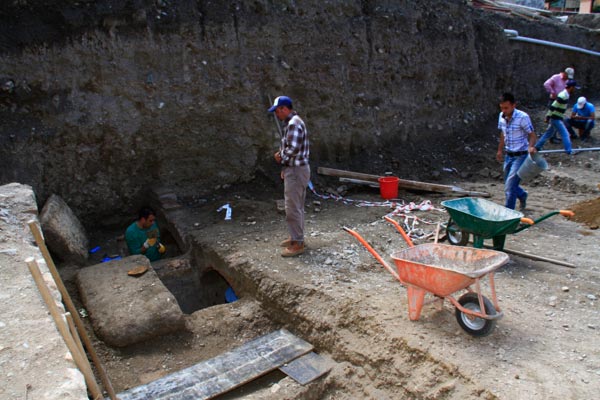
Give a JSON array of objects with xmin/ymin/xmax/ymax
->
[
  {"xmin": 268, "ymin": 96, "xmax": 293, "ymax": 112},
  {"xmin": 565, "ymin": 79, "xmax": 580, "ymax": 89}
]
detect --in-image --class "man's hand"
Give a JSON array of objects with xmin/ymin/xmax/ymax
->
[
  {"xmin": 496, "ymin": 150, "xmax": 503, "ymax": 163},
  {"xmin": 274, "ymin": 151, "xmax": 282, "ymax": 163},
  {"xmin": 528, "ymin": 146, "xmax": 537, "ymax": 154},
  {"xmin": 143, "ymin": 238, "xmax": 157, "ymax": 249}
]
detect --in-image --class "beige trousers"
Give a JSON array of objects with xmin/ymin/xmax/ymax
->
[{"xmin": 283, "ymin": 165, "xmax": 311, "ymax": 243}]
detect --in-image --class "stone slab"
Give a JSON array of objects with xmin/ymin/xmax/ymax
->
[
  {"xmin": 39, "ymin": 194, "xmax": 89, "ymax": 264},
  {"xmin": 77, "ymin": 255, "xmax": 185, "ymax": 347}
]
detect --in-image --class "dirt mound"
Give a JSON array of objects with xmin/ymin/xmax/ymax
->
[{"xmin": 569, "ymin": 197, "xmax": 600, "ymax": 228}]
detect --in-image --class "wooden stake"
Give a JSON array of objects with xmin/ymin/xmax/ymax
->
[
  {"xmin": 28, "ymin": 221, "xmax": 118, "ymax": 399},
  {"xmin": 434, "ymin": 223, "xmax": 441, "ymax": 244},
  {"xmin": 66, "ymin": 312, "xmax": 85, "ymax": 361},
  {"xmin": 26, "ymin": 258, "xmax": 103, "ymax": 400}
]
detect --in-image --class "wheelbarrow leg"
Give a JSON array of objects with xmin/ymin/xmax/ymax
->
[
  {"xmin": 407, "ymin": 285, "xmax": 426, "ymax": 321},
  {"xmin": 472, "ymin": 235, "xmax": 485, "ymax": 249},
  {"xmin": 492, "ymin": 235, "xmax": 506, "ymax": 250}
]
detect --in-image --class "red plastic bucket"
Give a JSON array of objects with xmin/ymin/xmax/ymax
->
[{"xmin": 378, "ymin": 176, "xmax": 399, "ymax": 200}]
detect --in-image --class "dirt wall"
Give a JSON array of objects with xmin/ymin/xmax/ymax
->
[{"xmin": 0, "ymin": 0, "xmax": 599, "ymax": 226}]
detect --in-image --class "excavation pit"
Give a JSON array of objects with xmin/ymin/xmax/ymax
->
[{"xmin": 152, "ymin": 257, "xmax": 233, "ymax": 314}]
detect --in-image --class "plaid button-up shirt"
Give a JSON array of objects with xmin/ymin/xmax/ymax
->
[
  {"xmin": 280, "ymin": 111, "xmax": 310, "ymax": 167},
  {"xmin": 498, "ymin": 109, "xmax": 533, "ymax": 153}
]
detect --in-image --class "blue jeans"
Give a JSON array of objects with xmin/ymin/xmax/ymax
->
[
  {"xmin": 535, "ymin": 119, "xmax": 572, "ymax": 154},
  {"xmin": 504, "ymin": 154, "xmax": 527, "ymax": 210},
  {"xmin": 565, "ymin": 118, "xmax": 595, "ymax": 139}
]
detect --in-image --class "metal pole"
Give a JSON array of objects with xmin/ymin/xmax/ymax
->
[{"xmin": 539, "ymin": 147, "xmax": 600, "ymax": 154}]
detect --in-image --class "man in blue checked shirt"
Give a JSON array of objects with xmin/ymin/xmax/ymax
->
[
  {"xmin": 496, "ymin": 93, "xmax": 537, "ymax": 211},
  {"xmin": 269, "ymin": 96, "xmax": 311, "ymax": 257}
]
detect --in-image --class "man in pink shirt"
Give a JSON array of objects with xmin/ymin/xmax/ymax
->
[
  {"xmin": 543, "ymin": 67, "xmax": 574, "ymax": 99},
  {"xmin": 543, "ymin": 67, "xmax": 574, "ymax": 142}
]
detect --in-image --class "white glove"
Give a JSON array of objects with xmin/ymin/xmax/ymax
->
[{"xmin": 143, "ymin": 238, "xmax": 157, "ymax": 249}]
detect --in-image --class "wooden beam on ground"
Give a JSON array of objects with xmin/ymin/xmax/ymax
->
[
  {"xmin": 338, "ymin": 177, "xmax": 379, "ymax": 188},
  {"xmin": 117, "ymin": 329, "xmax": 314, "ymax": 400},
  {"xmin": 318, "ymin": 167, "xmax": 490, "ymax": 197}
]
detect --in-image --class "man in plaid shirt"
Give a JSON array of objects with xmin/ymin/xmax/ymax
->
[
  {"xmin": 269, "ymin": 96, "xmax": 310, "ymax": 257},
  {"xmin": 496, "ymin": 93, "xmax": 537, "ymax": 211}
]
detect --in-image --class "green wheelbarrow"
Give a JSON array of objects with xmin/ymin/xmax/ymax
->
[{"xmin": 441, "ymin": 197, "xmax": 574, "ymax": 250}]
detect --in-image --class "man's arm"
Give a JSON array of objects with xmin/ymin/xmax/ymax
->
[
  {"xmin": 528, "ymin": 131, "xmax": 537, "ymax": 154},
  {"xmin": 281, "ymin": 122, "xmax": 303, "ymax": 161},
  {"xmin": 543, "ymin": 76, "xmax": 557, "ymax": 98},
  {"xmin": 496, "ymin": 131, "xmax": 505, "ymax": 162},
  {"xmin": 126, "ymin": 228, "xmax": 154, "ymax": 255},
  {"xmin": 126, "ymin": 230, "xmax": 144, "ymax": 255}
]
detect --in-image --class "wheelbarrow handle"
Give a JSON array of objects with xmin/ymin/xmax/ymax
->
[
  {"xmin": 513, "ymin": 209, "xmax": 576, "ymax": 233},
  {"xmin": 342, "ymin": 227, "xmax": 401, "ymax": 282},
  {"xmin": 520, "ymin": 217, "xmax": 534, "ymax": 225},
  {"xmin": 383, "ymin": 216, "xmax": 415, "ymax": 247},
  {"xmin": 559, "ymin": 210, "xmax": 575, "ymax": 218}
]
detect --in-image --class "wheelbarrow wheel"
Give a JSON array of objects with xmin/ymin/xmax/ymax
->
[
  {"xmin": 446, "ymin": 219, "xmax": 469, "ymax": 246},
  {"xmin": 455, "ymin": 292, "xmax": 496, "ymax": 337}
]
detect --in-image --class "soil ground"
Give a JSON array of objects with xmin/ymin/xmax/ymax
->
[{"xmin": 58, "ymin": 109, "xmax": 600, "ymax": 399}]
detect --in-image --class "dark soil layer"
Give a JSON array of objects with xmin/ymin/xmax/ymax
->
[{"xmin": 1, "ymin": 1, "xmax": 600, "ymax": 228}]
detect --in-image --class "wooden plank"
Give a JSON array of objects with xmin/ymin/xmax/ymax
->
[
  {"xmin": 279, "ymin": 352, "xmax": 332, "ymax": 385},
  {"xmin": 318, "ymin": 167, "xmax": 490, "ymax": 197},
  {"xmin": 117, "ymin": 329, "xmax": 313, "ymax": 400},
  {"xmin": 339, "ymin": 177, "xmax": 379, "ymax": 188}
]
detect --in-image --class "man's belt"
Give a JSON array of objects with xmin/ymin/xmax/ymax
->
[{"xmin": 506, "ymin": 150, "xmax": 528, "ymax": 157}]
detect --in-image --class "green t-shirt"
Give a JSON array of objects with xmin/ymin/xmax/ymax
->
[{"xmin": 125, "ymin": 221, "xmax": 161, "ymax": 261}]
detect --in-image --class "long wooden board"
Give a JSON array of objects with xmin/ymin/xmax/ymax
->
[
  {"xmin": 318, "ymin": 167, "xmax": 490, "ymax": 197},
  {"xmin": 116, "ymin": 329, "xmax": 313, "ymax": 400}
]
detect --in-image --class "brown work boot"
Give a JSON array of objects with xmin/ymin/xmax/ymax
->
[
  {"xmin": 279, "ymin": 238, "xmax": 292, "ymax": 247},
  {"xmin": 281, "ymin": 241, "xmax": 305, "ymax": 257}
]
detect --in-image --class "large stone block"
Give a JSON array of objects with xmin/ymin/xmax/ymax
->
[
  {"xmin": 39, "ymin": 194, "xmax": 89, "ymax": 264},
  {"xmin": 77, "ymin": 255, "xmax": 185, "ymax": 347}
]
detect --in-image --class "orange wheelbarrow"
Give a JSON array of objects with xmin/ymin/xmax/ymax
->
[{"xmin": 344, "ymin": 217, "xmax": 509, "ymax": 337}]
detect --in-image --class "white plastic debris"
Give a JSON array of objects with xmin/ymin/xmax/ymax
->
[{"xmin": 217, "ymin": 203, "xmax": 232, "ymax": 220}]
